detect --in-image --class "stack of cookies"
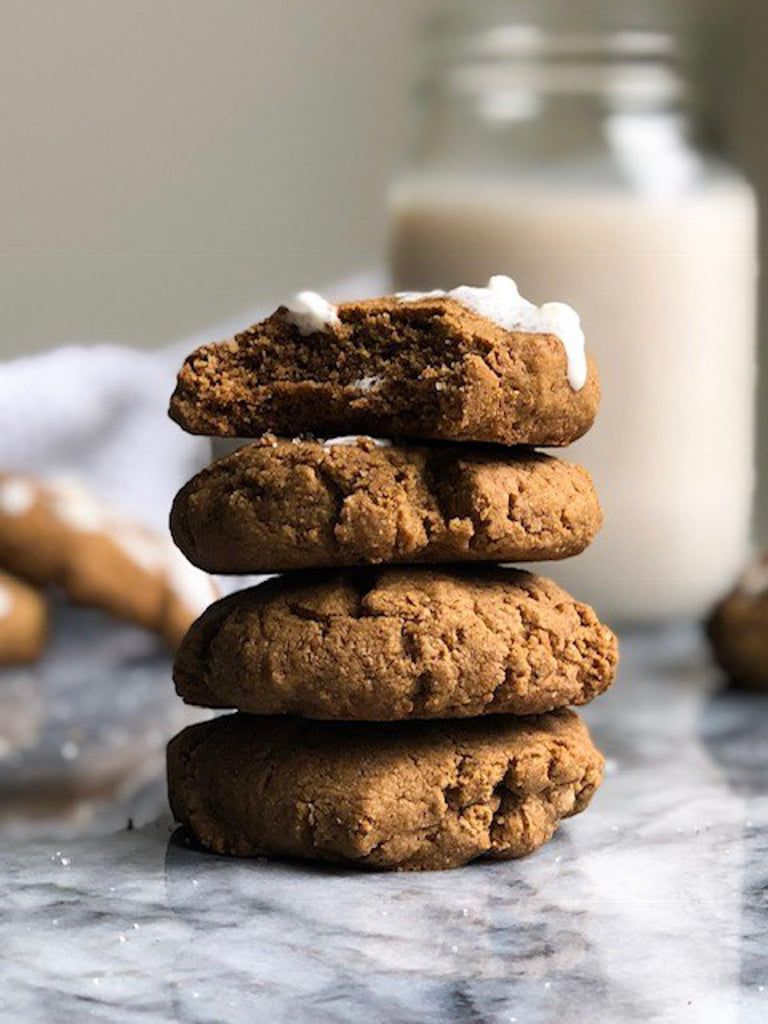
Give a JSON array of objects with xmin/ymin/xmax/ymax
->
[{"xmin": 166, "ymin": 276, "xmax": 618, "ymax": 871}]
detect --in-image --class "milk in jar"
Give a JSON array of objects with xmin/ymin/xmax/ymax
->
[{"xmin": 389, "ymin": 1, "xmax": 759, "ymax": 623}]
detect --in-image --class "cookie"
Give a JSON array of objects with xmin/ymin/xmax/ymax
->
[
  {"xmin": 0, "ymin": 571, "xmax": 48, "ymax": 667},
  {"xmin": 169, "ymin": 278, "xmax": 600, "ymax": 447},
  {"xmin": 0, "ymin": 475, "xmax": 218, "ymax": 649},
  {"xmin": 707, "ymin": 553, "xmax": 768, "ymax": 691},
  {"xmin": 174, "ymin": 566, "xmax": 618, "ymax": 720},
  {"xmin": 171, "ymin": 437, "xmax": 602, "ymax": 573},
  {"xmin": 167, "ymin": 709, "xmax": 603, "ymax": 870}
]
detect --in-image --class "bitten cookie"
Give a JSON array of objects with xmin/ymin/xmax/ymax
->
[
  {"xmin": 167, "ymin": 709, "xmax": 603, "ymax": 871},
  {"xmin": 707, "ymin": 553, "xmax": 768, "ymax": 691},
  {"xmin": 169, "ymin": 277, "xmax": 600, "ymax": 447},
  {"xmin": 0, "ymin": 475, "xmax": 218, "ymax": 649},
  {"xmin": 175, "ymin": 566, "xmax": 618, "ymax": 719},
  {"xmin": 171, "ymin": 437, "xmax": 602, "ymax": 574},
  {"xmin": 0, "ymin": 571, "xmax": 48, "ymax": 667}
]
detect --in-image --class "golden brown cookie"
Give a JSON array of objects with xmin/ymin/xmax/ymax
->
[
  {"xmin": 0, "ymin": 571, "xmax": 48, "ymax": 667},
  {"xmin": 167, "ymin": 709, "xmax": 603, "ymax": 870},
  {"xmin": 174, "ymin": 566, "xmax": 618, "ymax": 720},
  {"xmin": 169, "ymin": 290, "xmax": 600, "ymax": 446},
  {"xmin": 0, "ymin": 475, "xmax": 218, "ymax": 650},
  {"xmin": 707, "ymin": 553, "xmax": 768, "ymax": 691},
  {"xmin": 171, "ymin": 437, "xmax": 602, "ymax": 573}
]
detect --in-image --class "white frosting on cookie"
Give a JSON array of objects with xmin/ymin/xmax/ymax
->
[
  {"xmin": 397, "ymin": 275, "xmax": 587, "ymax": 392},
  {"xmin": 116, "ymin": 529, "xmax": 170, "ymax": 575},
  {"xmin": 285, "ymin": 291, "xmax": 340, "ymax": 336},
  {"xmin": 0, "ymin": 584, "xmax": 12, "ymax": 619},
  {"xmin": 48, "ymin": 477, "xmax": 113, "ymax": 532},
  {"xmin": 322, "ymin": 436, "xmax": 393, "ymax": 449},
  {"xmin": 48, "ymin": 478, "xmax": 166, "ymax": 572},
  {"xmin": 0, "ymin": 478, "xmax": 36, "ymax": 516},
  {"xmin": 350, "ymin": 375, "xmax": 380, "ymax": 391},
  {"xmin": 45, "ymin": 477, "xmax": 216, "ymax": 612}
]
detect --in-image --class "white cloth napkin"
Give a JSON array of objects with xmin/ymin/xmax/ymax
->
[{"xmin": 0, "ymin": 341, "xmax": 206, "ymax": 530}]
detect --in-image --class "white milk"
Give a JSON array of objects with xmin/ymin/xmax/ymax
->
[{"xmin": 390, "ymin": 172, "xmax": 758, "ymax": 622}]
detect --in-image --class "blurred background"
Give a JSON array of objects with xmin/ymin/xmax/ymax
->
[
  {"xmin": 0, "ymin": 0, "xmax": 766, "ymax": 829},
  {"xmin": 2, "ymin": 0, "xmax": 766, "ymax": 576},
  {"xmin": 1, "ymin": 0, "xmax": 766, "ymax": 515},
  {"xmin": 0, "ymin": 1, "xmax": 763, "ymax": 348}
]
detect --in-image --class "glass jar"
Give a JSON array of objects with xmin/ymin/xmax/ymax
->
[{"xmin": 389, "ymin": 0, "xmax": 758, "ymax": 624}]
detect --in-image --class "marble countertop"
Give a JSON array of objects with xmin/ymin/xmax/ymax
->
[
  {"xmin": 1, "ymin": 626, "xmax": 766, "ymax": 1023},
  {"xmin": 0, "ymin": 603, "xmax": 205, "ymax": 835}
]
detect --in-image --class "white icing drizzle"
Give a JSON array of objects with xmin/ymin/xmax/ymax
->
[
  {"xmin": 48, "ymin": 477, "xmax": 115, "ymax": 533},
  {"xmin": 0, "ymin": 478, "xmax": 36, "ymax": 516},
  {"xmin": 44, "ymin": 477, "xmax": 216, "ymax": 612},
  {"xmin": 397, "ymin": 275, "xmax": 587, "ymax": 392},
  {"xmin": 0, "ymin": 584, "xmax": 12, "ymax": 619},
  {"xmin": 349, "ymin": 375, "xmax": 380, "ymax": 391},
  {"xmin": 322, "ymin": 436, "xmax": 393, "ymax": 449},
  {"xmin": 285, "ymin": 291, "xmax": 340, "ymax": 336}
]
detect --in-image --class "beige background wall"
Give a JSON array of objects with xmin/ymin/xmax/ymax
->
[
  {"xmin": 1, "ymin": 0, "xmax": 765, "ymax": 356},
  {"xmin": 0, "ymin": 0, "xmax": 437, "ymax": 353}
]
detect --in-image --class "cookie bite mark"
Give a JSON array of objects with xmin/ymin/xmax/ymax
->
[
  {"xmin": 170, "ymin": 438, "xmax": 602, "ymax": 574},
  {"xmin": 173, "ymin": 567, "xmax": 618, "ymax": 720},
  {"xmin": 167, "ymin": 710, "xmax": 604, "ymax": 871},
  {"xmin": 168, "ymin": 284, "xmax": 600, "ymax": 446}
]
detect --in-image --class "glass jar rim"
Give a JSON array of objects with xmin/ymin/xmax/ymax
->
[
  {"xmin": 427, "ymin": 0, "xmax": 699, "ymax": 65},
  {"xmin": 420, "ymin": 0, "xmax": 700, "ymax": 110}
]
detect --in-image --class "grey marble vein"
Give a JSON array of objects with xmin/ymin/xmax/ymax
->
[{"xmin": 1, "ymin": 627, "xmax": 766, "ymax": 1023}]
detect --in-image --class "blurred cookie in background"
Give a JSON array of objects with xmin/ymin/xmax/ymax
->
[
  {"xmin": 0, "ymin": 475, "xmax": 218, "ymax": 834},
  {"xmin": 0, "ymin": 571, "xmax": 48, "ymax": 667},
  {"xmin": 0, "ymin": 474, "xmax": 218, "ymax": 650},
  {"xmin": 707, "ymin": 553, "xmax": 768, "ymax": 692}
]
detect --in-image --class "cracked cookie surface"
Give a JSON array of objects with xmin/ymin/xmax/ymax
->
[
  {"xmin": 171, "ymin": 437, "xmax": 602, "ymax": 573},
  {"xmin": 169, "ymin": 295, "xmax": 600, "ymax": 446},
  {"xmin": 174, "ymin": 566, "xmax": 618, "ymax": 720},
  {"xmin": 167, "ymin": 709, "xmax": 603, "ymax": 870}
]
